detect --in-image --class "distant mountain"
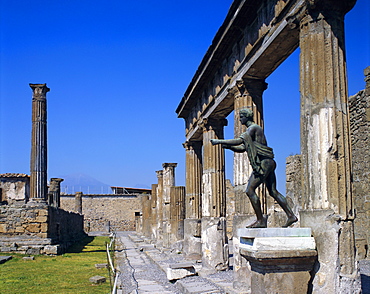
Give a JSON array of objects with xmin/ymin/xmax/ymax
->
[{"xmin": 58, "ymin": 173, "xmax": 112, "ymax": 194}]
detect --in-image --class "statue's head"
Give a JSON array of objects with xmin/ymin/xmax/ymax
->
[{"xmin": 239, "ymin": 108, "xmax": 253, "ymax": 119}]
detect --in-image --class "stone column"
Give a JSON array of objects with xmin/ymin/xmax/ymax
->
[
  {"xmin": 156, "ymin": 170, "xmax": 164, "ymax": 246},
  {"xmin": 141, "ymin": 195, "xmax": 151, "ymax": 238},
  {"xmin": 170, "ymin": 186, "xmax": 185, "ymax": 244},
  {"xmin": 48, "ymin": 178, "xmax": 64, "ymax": 207},
  {"xmin": 200, "ymin": 118, "xmax": 228, "ymax": 272},
  {"xmin": 230, "ymin": 78, "xmax": 268, "ymax": 291},
  {"xmin": 150, "ymin": 184, "xmax": 158, "ymax": 240},
  {"xmin": 29, "ymin": 84, "xmax": 50, "ymax": 202},
  {"xmin": 162, "ymin": 163, "xmax": 177, "ymax": 247},
  {"xmin": 299, "ymin": 1, "xmax": 360, "ymax": 292},
  {"xmin": 183, "ymin": 140, "xmax": 203, "ymax": 260},
  {"xmin": 75, "ymin": 192, "xmax": 83, "ymax": 214}
]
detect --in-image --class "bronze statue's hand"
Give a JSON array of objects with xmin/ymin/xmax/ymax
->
[{"xmin": 210, "ymin": 139, "xmax": 220, "ymax": 145}]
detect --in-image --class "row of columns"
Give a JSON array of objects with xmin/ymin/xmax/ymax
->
[
  {"xmin": 139, "ymin": 163, "xmax": 186, "ymax": 249},
  {"xmin": 179, "ymin": 1, "xmax": 358, "ymax": 291}
]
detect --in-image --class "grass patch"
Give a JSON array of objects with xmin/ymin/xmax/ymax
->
[{"xmin": 0, "ymin": 236, "xmax": 111, "ymax": 294}]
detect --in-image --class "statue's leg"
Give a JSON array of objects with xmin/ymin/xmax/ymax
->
[
  {"xmin": 265, "ymin": 171, "xmax": 298, "ymax": 227},
  {"xmin": 245, "ymin": 174, "xmax": 266, "ymax": 228}
]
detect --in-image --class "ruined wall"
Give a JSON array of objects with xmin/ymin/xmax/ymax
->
[
  {"xmin": 0, "ymin": 174, "xmax": 30, "ymax": 204},
  {"xmin": 0, "ymin": 203, "xmax": 85, "ymax": 254},
  {"xmin": 60, "ymin": 194, "xmax": 142, "ymax": 232},
  {"xmin": 349, "ymin": 66, "xmax": 370, "ymax": 260}
]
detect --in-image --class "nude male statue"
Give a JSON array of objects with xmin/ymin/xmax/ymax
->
[{"xmin": 210, "ymin": 108, "xmax": 298, "ymax": 228}]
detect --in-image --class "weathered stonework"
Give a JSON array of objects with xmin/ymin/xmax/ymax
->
[
  {"xmin": 60, "ymin": 194, "xmax": 142, "ymax": 232},
  {"xmin": 0, "ymin": 202, "xmax": 85, "ymax": 254},
  {"xmin": 349, "ymin": 66, "xmax": 370, "ymax": 260},
  {"xmin": 176, "ymin": 0, "xmax": 360, "ymax": 292},
  {"xmin": 0, "ymin": 174, "xmax": 30, "ymax": 204}
]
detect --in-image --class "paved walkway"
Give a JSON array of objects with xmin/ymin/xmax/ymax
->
[
  {"xmin": 115, "ymin": 232, "xmax": 232, "ymax": 294},
  {"xmin": 114, "ymin": 231, "xmax": 370, "ymax": 294}
]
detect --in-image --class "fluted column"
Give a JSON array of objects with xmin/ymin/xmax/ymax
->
[
  {"xmin": 29, "ymin": 84, "xmax": 50, "ymax": 201},
  {"xmin": 183, "ymin": 140, "xmax": 203, "ymax": 259},
  {"xmin": 170, "ymin": 186, "xmax": 186, "ymax": 243},
  {"xmin": 200, "ymin": 118, "xmax": 228, "ymax": 272},
  {"xmin": 299, "ymin": 1, "xmax": 359, "ymax": 293},
  {"xmin": 231, "ymin": 79, "xmax": 267, "ymax": 215},
  {"xmin": 230, "ymin": 79, "xmax": 267, "ymax": 291}
]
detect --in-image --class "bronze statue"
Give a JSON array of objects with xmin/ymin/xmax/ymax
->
[{"xmin": 211, "ymin": 108, "xmax": 297, "ymax": 228}]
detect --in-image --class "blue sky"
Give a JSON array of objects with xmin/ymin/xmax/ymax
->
[{"xmin": 1, "ymin": 0, "xmax": 369, "ymax": 193}]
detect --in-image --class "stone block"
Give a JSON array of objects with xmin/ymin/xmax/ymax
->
[
  {"xmin": 26, "ymin": 247, "xmax": 41, "ymax": 255},
  {"xmin": 43, "ymin": 245, "xmax": 61, "ymax": 255},
  {"xmin": 89, "ymin": 275, "xmax": 106, "ymax": 284},
  {"xmin": 0, "ymin": 256, "xmax": 12, "ymax": 264},
  {"xmin": 23, "ymin": 256, "xmax": 35, "ymax": 260},
  {"xmin": 240, "ymin": 236, "xmax": 316, "ymax": 251},
  {"xmin": 238, "ymin": 227, "xmax": 312, "ymax": 238},
  {"xmin": 166, "ymin": 265, "xmax": 197, "ymax": 281},
  {"xmin": 15, "ymin": 226, "xmax": 25, "ymax": 233},
  {"xmin": 0, "ymin": 224, "xmax": 7, "ymax": 233},
  {"xmin": 95, "ymin": 263, "xmax": 108, "ymax": 269},
  {"xmin": 26, "ymin": 223, "xmax": 40, "ymax": 233},
  {"xmin": 40, "ymin": 223, "xmax": 48, "ymax": 233},
  {"xmin": 35, "ymin": 216, "xmax": 48, "ymax": 222}
]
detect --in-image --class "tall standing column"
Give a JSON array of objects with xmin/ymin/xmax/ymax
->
[
  {"xmin": 299, "ymin": 1, "xmax": 360, "ymax": 293},
  {"xmin": 162, "ymin": 163, "xmax": 177, "ymax": 247},
  {"xmin": 155, "ymin": 170, "xmax": 164, "ymax": 245},
  {"xmin": 29, "ymin": 84, "xmax": 50, "ymax": 201},
  {"xmin": 232, "ymin": 79, "xmax": 268, "ymax": 216},
  {"xmin": 183, "ymin": 141, "xmax": 203, "ymax": 260},
  {"xmin": 230, "ymin": 79, "xmax": 267, "ymax": 291},
  {"xmin": 200, "ymin": 118, "xmax": 228, "ymax": 272},
  {"xmin": 150, "ymin": 183, "xmax": 158, "ymax": 240}
]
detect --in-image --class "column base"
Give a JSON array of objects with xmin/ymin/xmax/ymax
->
[
  {"xmin": 183, "ymin": 218, "xmax": 202, "ymax": 260},
  {"xmin": 232, "ymin": 214, "xmax": 255, "ymax": 292},
  {"xmin": 200, "ymin": 216, "xmax": 228, "ymax": 273}
]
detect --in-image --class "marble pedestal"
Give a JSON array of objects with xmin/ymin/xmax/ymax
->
[{"xmin": 239, "ymin": 228, "xmax": 317, "ymax": 294}]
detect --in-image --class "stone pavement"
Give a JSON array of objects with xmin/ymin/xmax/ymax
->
[
  {"xmin": 115, "ymin": 231, "xmax": 234, "ymax": 294},
  {"xmin": 114, "ymin": 231, "xmax": 370, "ymax": 294}
]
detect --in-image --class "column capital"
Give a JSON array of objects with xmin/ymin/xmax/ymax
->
[
  {"xmin": 183, "ymin": 140, "xmax": 202, "ymax": 151},
  {"xmin": 305, "ymin": 0, "xmax": 356, "ymax": 16},
  {"xmin": 156, "ymin": 170, "xmax": 163, "ymax": 178},
  {"xmin": 162, "ymin": 163, "xmax": 177, "ymax": 169},
  {"xmin": 30, "ymin": 83, "xmax": 50, "ymax": 100},
  {"xmin": 235, "ymin": 79, "xmax": 268, "ymax": 97},
  {"xmin": 199, "ymin": 117, "xmax": 228, "ymax": 132}
]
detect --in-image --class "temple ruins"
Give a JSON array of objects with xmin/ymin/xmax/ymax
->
[
  {"xmin": 0, "ymin": 84, "xmax": 85, "ymax": 255},
  {"xmin": 172, "ymin": 0, "xmax": 363, "ymax": 292}
]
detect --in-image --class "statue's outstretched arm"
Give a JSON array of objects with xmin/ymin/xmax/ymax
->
[
  {"xmin": 210, "ymin": 138, "xmax": 243, "ymax": 146},
  {"xmin": 226, "ymin": 145, "xmax": 245, "ymax": 153}
]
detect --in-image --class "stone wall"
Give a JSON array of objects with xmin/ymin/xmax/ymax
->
[
  {"xmin": 60, "ymin": 194, "xmax": 142, "ymax": 232},
  {"xmin": 0, "ymin": 174, "xmax": 29, "ymax": 204},
  {"xmin": 349, "ymin": 66, "xmax": 370, "ymax": 260},
  {"xmin": 0, "ymin": 202, "xmax": 85, "ymax": 254}
]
